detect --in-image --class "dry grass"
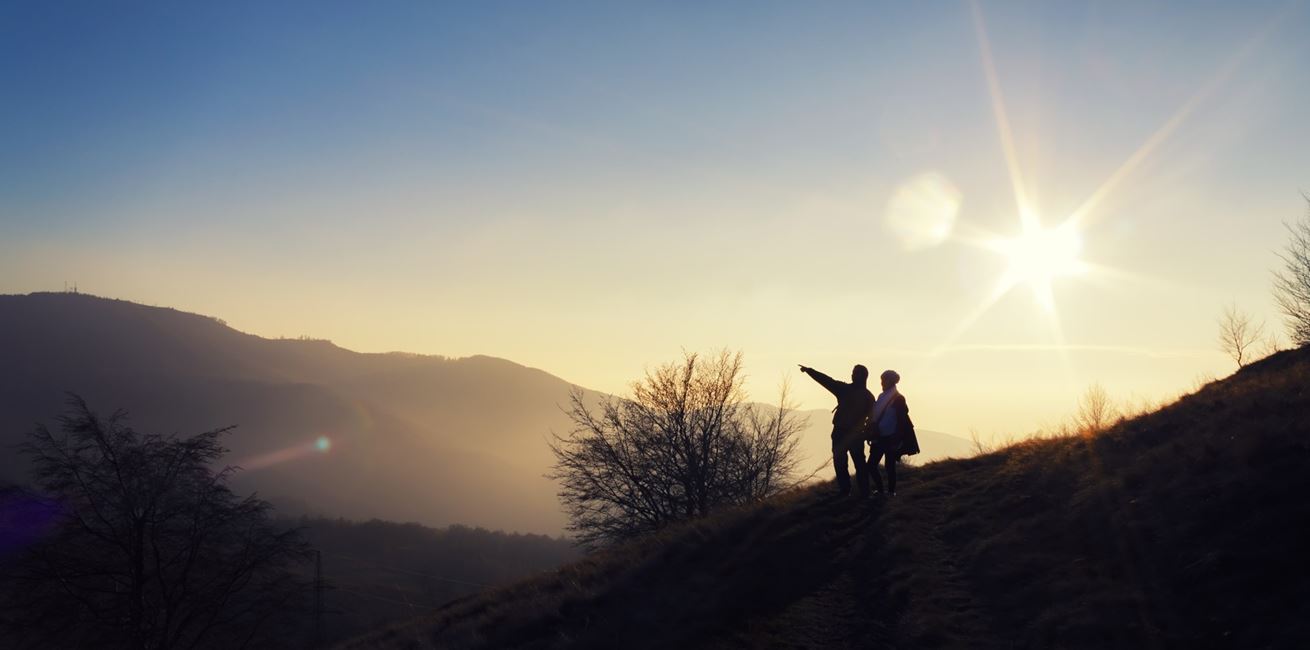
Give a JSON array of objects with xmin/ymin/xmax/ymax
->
[{"xmin": 342, "ymin": 347, "xmax": 1310, "ymax": 649}]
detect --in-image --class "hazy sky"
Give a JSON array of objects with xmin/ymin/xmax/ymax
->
[{"xmin": 3, "ymin": 1, "xmax": 1308, "ymax": 440}]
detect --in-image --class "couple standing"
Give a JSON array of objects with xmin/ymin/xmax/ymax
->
[{"xmin": 799, "ymin": 364, "xmax": 920, "ymax": 498}]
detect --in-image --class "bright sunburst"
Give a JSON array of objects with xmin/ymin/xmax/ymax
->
[
  {"xmin": 989, "ymin": 221, "xmax": 1086, "ymax": 313},
  {"xmin": 928, "ymin": 0, "xmax": 1272, "ymax": 358}
]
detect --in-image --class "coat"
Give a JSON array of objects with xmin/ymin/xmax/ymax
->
[
  {"xmin": 869, "ymin": 393, "xmax": 920, "ymax": 456},
  {"xmin": 801, "ymin": 368, "xmax": 874, "ymax": 440}
]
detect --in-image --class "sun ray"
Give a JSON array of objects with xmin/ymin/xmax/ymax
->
[
  {"xmin": 933, "ymin": 1, "xmax": 1287, "ymax": 359},
  {"xmin": 947, "ymin": 221, "xmax": 1010, "ymax": 251},
  {"xmin": 969, "ymin": 0, "xmax": 1038, "ymax": 232},
  {"xmin": 930, "ymin": 269, "xmax": 1022, "ymax": 358},
  {"xmin": 1034, "ymin": 278, "xmax": 1078, "ymax": 386},
  {"xmin": 1064, "ymin": 7, "xmax": 1286, "ymax": 232},
  {"xmin": 1074, "ymin": 261, "xmax": 1178, "ymax": 290}
]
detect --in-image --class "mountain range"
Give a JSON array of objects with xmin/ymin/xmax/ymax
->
[{"xmin": 0, "ymin": 292, "xmax": 972, "ymax": 534}]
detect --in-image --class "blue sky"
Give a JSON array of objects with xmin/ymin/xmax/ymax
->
[{"xmin": 3, "ymin": 1, "xmax": 1308, "ymax": 437}]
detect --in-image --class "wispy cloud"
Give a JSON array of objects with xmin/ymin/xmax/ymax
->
[{"xmin": 932, "ymin": 343, "xmax": 1216, "ymax": 359}]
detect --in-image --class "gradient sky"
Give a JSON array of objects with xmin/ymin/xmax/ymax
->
[{"xmin": 3, "ymin": 1, "xmax": 1308, "ymax": 441}]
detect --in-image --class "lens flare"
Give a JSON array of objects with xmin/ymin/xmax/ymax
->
[
  {"xmin": 884, "ymin": 172, "xmax": 962, "ymax": 250},
  {"xmin": 238, "ymin": 434, "xmax": 335, "ymax": 471}
]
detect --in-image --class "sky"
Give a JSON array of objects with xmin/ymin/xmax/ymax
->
[{"xmin": 3, "ymin": 1, "xmax": 1308, "ymax": 441}]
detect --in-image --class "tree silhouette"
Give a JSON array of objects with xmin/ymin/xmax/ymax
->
[
  {"xmin": 1218, "ymin": 302, "xmax": 1266, "ymax": 368},
  {"xmin": 1, "ymin": 396, "xmax": 311, "ymax": 649},
  {"xmin": 549, "ymin": 350, "xmax": 802, "ymax": 547},
  {"xmin": 1074, "ymin": 383, "xmax": 1118, "ymax": 436},
  {"xmin": 1273, "ymin": 199, "xmax": 1310, "ymax": 346}
]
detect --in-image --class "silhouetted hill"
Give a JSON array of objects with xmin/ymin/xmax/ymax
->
[
  {"xmin": 0, "ymin": 292, "xmax": 586, "ymax": 533},
  {"xmin": 342, "ymin": 346, "xmax": 1310, "ymax": 649},
  {"xmin": 0, "ymin": 292, "xmax": 972, "ymax": 535}
]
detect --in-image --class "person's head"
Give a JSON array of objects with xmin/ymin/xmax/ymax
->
[
  {"xmin": 880, "ymin": 369, "xmax": 900, "ymax": 391},
  {"xmin": 851, "ymin": 364, "xmax": 869, "ymax": 385}
]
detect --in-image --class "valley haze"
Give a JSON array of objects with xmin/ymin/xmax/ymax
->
[{"xmin": 0, "ymin": 291, "xmax": 973, "ymax": 535}]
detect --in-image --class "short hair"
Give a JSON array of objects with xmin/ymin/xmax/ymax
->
[
  {"xmin": 881, "ymin": 369, "xmax": 900, "ymax": 385},
  {"xmin": 852, "ymin": 365, "xmax": 869, "ymax": 382}
]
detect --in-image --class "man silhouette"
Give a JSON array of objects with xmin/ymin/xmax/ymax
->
[{"xmin": 799, "ymin": 364, "xmax": 874, "ymax": 497}]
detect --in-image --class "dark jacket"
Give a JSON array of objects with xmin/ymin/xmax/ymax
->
[
  {"xmin": 870, "ymin": 393, "xmax": 920, "ymax": 456},
  {"xmin": 802, "ymin": 368, "xmax": 874, "ymax": 439}
]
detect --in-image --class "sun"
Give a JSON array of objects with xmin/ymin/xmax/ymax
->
[
  {"xmin": 963, "ymin": 217, "xmax": 1088, "ymax": 321},
  {"xmin": 992, "ymin": 221, "xmax": 1086, "ymax": 311},
  {"xmin": 930, "ymin": 213, "xmax": 1093, "ymax": 356},
  {"xmin": 929, "ymin": 0, "xmax": 1265, "ymax": 358}
]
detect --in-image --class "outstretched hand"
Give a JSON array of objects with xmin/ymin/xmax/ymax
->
[{"xmin": 798, "ymin": 364, "xmax": 811, "ymax": 373}]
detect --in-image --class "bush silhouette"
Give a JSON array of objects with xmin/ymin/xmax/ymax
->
[
  {"xmin": 550, "ymin": 350, "xmax": 803, "ymax": 547},
  {"xmin": 2, "ymin": 396, "xmax": 311, "ymax": 649}
]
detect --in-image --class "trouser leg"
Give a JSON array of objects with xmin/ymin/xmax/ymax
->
[
  {"xmin": 832, "ymin": 437, "xmax": 851, "ymax": 494},
  {"xmin": 886, "ymin": 453, "xmax": 899, "ymax": 493},
  {"xmin": 868, "ymin": 445, "xmax": 885, "ymax": 493},
  {"xmin": 849, "ymin": 439, "xmax": 869, "ymax": 497}
]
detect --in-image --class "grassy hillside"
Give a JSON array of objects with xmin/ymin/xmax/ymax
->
[{"xmin": 342, "ymin": 346, "xmax": 1310, "ymax": 649}]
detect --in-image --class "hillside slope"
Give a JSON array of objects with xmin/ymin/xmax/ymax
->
[
  {"xmin": 0, "ymin": 292, "xmax": 972, "ymax": 535},
  {"xmin": 343, "ymin": 347, "xmax": 1310, "ymax": 649},
  {"xmin": 0, "ymin": 292, "xmax": 586, "ymax": 533}
]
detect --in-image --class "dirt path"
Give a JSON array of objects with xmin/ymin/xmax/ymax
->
[
  {"xmin": 701, "ymin": 468, "xmax": 1005, "ymax": 650},
  {"xmin": 697, "ymin": 492, "xmax": 893, "ymax": 649},
  {"xmin": 884, "ymin": 469, "xmax": 1005, "ymax": 649}
]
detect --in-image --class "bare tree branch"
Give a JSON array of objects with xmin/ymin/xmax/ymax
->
[
  {"xmin": 549, "ymin": 350, "xmax": 804, "ymax": 548},
  {"xmin": 1, "ymin": 396, "xmax": 311, "ymax": 648},
  {"xmin": 1075, "ymin": 383, "xmax": 1119, "ymax": 436},
  {"xmin": 1218, "ymin": 301, "xmax": 1267, "ymax": 368},
  {"xmin": 1273, "ymin": 198, "xmax": 1310, "ymax": 346}
]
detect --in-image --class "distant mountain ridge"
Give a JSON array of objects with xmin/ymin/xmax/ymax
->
[
  {"xmin": 0, "ymin": 292, "xmax": 971, "ymax": 534},
  {"xmin": 0, "ymin": 292, "xmax": 584, "ymax": 533}
]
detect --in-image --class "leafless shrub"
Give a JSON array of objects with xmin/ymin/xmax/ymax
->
[
  {"xmin": 1260, "ymin": 330, "xmax": 1284, "ymax": 359},
  {"xmin": 1218, "ymin": 302, "xmax": 1267, "ymax": 368},
  {"xmin": 549, "ymin": 350, "xmax": 803, "ymax": 548},
  {"xmin": 1074, "ymin": 383, "xmax": 1119, "ymax": 436}
]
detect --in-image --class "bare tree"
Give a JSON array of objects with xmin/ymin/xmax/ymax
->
[
  {"xmin": 1273, "ymin": 199, "xmax": 1310, "ymax": 346},
  {"xmin": 1074, "ymin": 383, "xmax": 1119, "ymax": 436},
  {"xmin": 1218, "ymin": 302, "xmax": 1267, "ymax": 368},
  {"xmin": 549, "ymin": 350, "xmax": 803, "ymax": 547},
  {"xmin": 1260, "ymin": 330, "xmax": 1284, "ymax": 359},
  {"xmin": 1, "ymin": 396, "xmax": 311, "ymax": 649},
  {"xmin": 969, "ymin": 430, "xmax": 993, "ymax": 455}
]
